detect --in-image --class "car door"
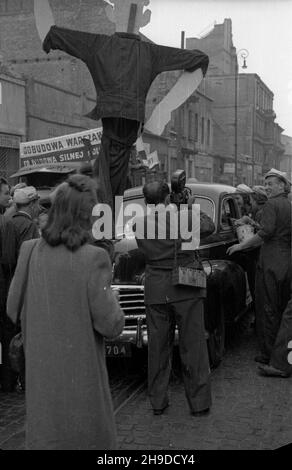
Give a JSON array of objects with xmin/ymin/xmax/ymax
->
[{"xmin": 211, "ymin": 195, "xmax": 239, "ymax": 260}]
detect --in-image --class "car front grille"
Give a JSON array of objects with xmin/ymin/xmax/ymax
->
[{"xmin": 112, "ymin": 285, "xmax": 146, "ymax": 321}]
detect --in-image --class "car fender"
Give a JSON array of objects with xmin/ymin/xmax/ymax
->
[{"xmin": 202, "ymin": 259, "xmax": 247, "ymax": 329}]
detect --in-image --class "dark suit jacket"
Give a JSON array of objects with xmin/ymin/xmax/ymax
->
[{"xmin": 135, "ymin": 208, "xmax": 215, "ymax": 304}]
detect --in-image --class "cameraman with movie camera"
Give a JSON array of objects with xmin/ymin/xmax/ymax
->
[{"xmin": 134, "ymin": 170, "xmax": 215, "ymax": 416}]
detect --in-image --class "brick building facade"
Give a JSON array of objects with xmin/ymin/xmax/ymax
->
[
  {"xmin": 0, "ymin": 0, "xmax": 113, "ymax": 99},
  {"xmin": 0, "ymin": 0, "xmax": 171, "ymax": 183},
  {"xmin": 146, "ymin": 68, "xmax": 215, "ymax": 182},
  {"xmin": 0, "ymin": 68, "xmax": 26, "ymax": 177},
  {"xmin": 280, "ymin": 135, "xmax": 292, "ymax": 183},
  {"xmin": 186, "ymin": 19, "xmax": 284, "ymax": 185},
  {"xmin": 2, "ymin": 5, "xmax": 284, "ymax": 185}
]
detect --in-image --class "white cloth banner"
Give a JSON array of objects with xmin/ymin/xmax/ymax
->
[{"xmin": 144, "ymin": 68, "xmax": 203, "ymax": 136}]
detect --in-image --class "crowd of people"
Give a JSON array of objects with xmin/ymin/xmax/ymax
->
[{"xmin": 0, "ymin": 166, "xmax": 291, "ymax": 450}]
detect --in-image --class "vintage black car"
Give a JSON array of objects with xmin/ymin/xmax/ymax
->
[{"xmin": 107, "ymin": 183, "xmax": 252, "ymax": 368}]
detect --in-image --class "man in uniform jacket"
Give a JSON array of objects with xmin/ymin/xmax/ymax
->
[
  {"xmin": 258, "ymin": 291, "xmax": 292, "ymax": 378},
  {"xmin": 134, "ymin": 181, "xmax": 215, "ymax": 416}
]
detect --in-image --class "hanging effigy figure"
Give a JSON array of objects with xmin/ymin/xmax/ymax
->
[{"xmin": 35, "ymin": 0, "xmax": 209, "ymax": 206}]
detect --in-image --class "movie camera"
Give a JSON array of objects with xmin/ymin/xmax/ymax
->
[{"xmin": 170, "ymin": 170, "xmax": 192, "ymax": 207}]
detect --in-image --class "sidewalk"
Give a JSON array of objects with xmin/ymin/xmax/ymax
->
[{"xmin": 115, "ymin": 329, "xmax": 292, "ymax": 450}]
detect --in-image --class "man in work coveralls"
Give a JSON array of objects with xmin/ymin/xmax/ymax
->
[
  {"xmin": 258, "ymin": 290, "xmax": 292, "ymax": 378},
  {"xmin": 227, "ymin": 169, "xmax": 291, "ymax": 372},
  {"xmin": 134, "ymin": 181, "xmax": 215, "ymax": 416},
  {"xmin": 34, "ymin": 0, "xmax": 209, "ymax": 207}
]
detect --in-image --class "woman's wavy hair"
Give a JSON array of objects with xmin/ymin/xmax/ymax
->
[{"xmin": 42, "ymin": 174, "xmax": 97, "ymax": 251}]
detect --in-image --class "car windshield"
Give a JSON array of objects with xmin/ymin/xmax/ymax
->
[
  {"xmin": 18, "ymin": 172, "xmax": 71, "ymax": 189},
  {"xmin": 116, "ymin": 195, "xmax": 215, "ymax": 238}
]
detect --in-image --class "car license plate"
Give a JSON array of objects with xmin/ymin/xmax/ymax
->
[{"xmin": 106, "ymin": 343, "xmax": 132, "ymax": 357}]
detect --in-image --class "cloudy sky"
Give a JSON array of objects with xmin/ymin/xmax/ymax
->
[{"xmin": 142, "ymin": 0, "xmax": 292, "ymax": 136}]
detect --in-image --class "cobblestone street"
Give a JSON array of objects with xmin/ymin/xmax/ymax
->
[
  {"xmin": 115, "ymin": 326, "xmax": 292, "ymax": 450},
  {"xmin": 0, "ymin": 325, "xmax": 291, "ymax": 450}
]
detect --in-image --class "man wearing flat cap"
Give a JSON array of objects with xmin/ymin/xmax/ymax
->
[
  {"xmin": 227, "ymin": 169, "xmax": 291, "ymax": 376},
  {"xmin": 0, "ymin": 187, "xmax": 40, "ymax": 392},
  {"xmin": 11, "ymin": 186, "xmax": 40, "ymax": 256}
]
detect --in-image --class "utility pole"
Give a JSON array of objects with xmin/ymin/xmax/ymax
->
[
  {"xmin": 234, "ymin": 49, "xmax": 249, "ymax": 186},
  {"xmin": 176, "ymin": 31, "xmax": 185, "ymax": 170},
  {"xmin": 234, "ymin": 59, "xmax": 238, "ymax": 186}
]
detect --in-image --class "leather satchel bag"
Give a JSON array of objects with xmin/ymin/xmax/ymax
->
[
  {"xmin": 8, "ymin": 240, "xmax": 38, "ymax": 373},
  {"xmin": 172, "ymin": 239, "xmax": 207, "ymax": 289}
]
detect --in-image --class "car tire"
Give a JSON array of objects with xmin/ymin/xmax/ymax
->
[{"xmin": 207, "ymin": 306, "xmax": 225, "ymax": 369}]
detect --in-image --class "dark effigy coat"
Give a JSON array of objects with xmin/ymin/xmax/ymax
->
[
  {"xmin": 43, "ymin": 27, "xmax": 209, "ymax": 122},
  {"xmin": 42, "ymin": 27, "xmax": 209, "ymax": 203},
  {"xmin": 7, "ymin": 239, "xmax": 124, "ymax": 450}
]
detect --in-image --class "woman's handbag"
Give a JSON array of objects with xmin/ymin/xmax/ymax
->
[
  {"xmin": 9, "ymin": 332, "xmax": 25, "ymax": 374},
  {"xmin": 8, "ymin": 239, "xmax": 38, "ymax": 373}
]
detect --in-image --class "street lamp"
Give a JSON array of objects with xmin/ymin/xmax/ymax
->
[{"xmin": 234, "ymin": 49, "xmax": 249, "ymax": 186}]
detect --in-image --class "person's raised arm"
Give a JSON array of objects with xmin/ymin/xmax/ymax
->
[{"xmin": 34, "ymin": 0, "xmax": 55, "ymax": 43}]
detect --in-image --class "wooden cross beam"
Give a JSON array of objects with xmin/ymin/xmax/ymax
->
[{"xmin": 127, "ymin": 3, "xmax": 138, "ymax": 34}]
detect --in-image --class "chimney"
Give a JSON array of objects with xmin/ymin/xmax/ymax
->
[{"xmin": 181, "ymin": 31, "xmax": 185, "ymax": 49}]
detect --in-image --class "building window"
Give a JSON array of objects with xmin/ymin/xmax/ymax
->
[
  {"xmin": 201, "ymin": 117, "xmax": 205, "ymax": 144},
  {"xmin": 188, "ymin": 110, "xmax": 193, "ymax": 140},
  {"xmin": 181, "ymin": 108, "xmax": 186, "ymax": 138},
  {"xmin": 221, "ymin": 198, "xmax": 237, "ymax": 230},
  {"xmin": 195, "ymin": 113, "xmax": 198, "ymax": 141},
  {"xmin": 188, "ymin": 160, "xmax": 193, "ymax": 178},
  {"xmin": 207, "ymin": 119, "xmax": 211, "ymax": 146}
]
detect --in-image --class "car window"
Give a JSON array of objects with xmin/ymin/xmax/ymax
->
[
  {"xmin": 119, "ymin": 195, "xmax": 215, "ymax": 237},
  {"xmin": 220, "ymin": 197, "xmax": 237, "ymax": 231},
  {"xmin": 194, "ymin": 197, "xmax": 215, "ymax": 223}
]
